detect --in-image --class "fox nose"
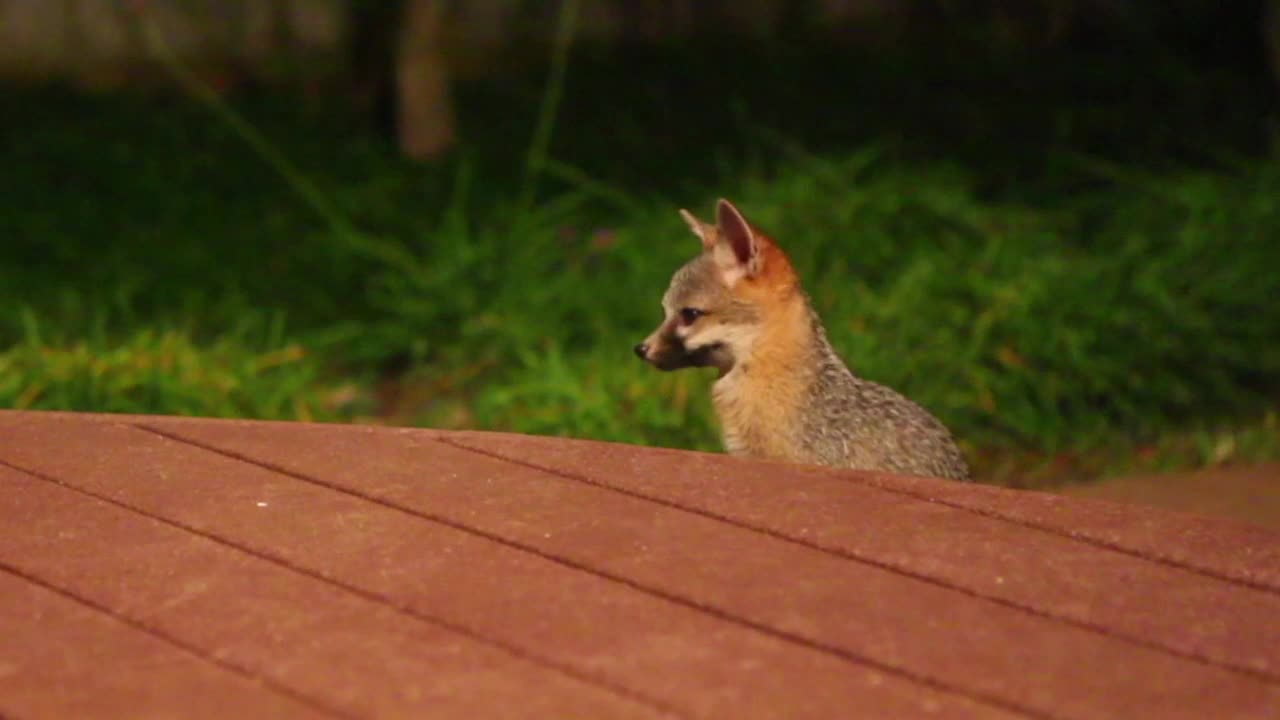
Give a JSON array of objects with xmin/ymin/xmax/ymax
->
[{"xmin": 633, "ymin": 343, "xmax": 649, "ymax": 359}]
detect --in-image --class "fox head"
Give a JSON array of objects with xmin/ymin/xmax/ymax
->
[{"xmin": 634, "ymin": 198, "xmax": 801, "ymax": 375}]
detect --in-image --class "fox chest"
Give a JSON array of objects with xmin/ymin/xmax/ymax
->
[{"xmin": 711, "ymin": 372, "xmax": 806, "ymax": 462}]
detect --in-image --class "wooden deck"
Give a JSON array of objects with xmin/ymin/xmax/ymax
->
[{"xmin": 1, "ymin": 410, "xmax": 1277, "ymax": 719}]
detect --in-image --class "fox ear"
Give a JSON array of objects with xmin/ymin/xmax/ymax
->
[
  {"xmin": 716, "ymin": 199, "xmax": 759, "ymax": 274},
  {"xmin": 679, "ymin": 208, "xmax": 716, "ymax": 251}
]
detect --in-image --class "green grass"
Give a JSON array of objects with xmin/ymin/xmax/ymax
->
[
  {"xmin": 2, "ymin": 37, "xmax": 1278, "ymax": 484},
  {"xmin": 458, "ymin": 153, "xmax": 1280, "ymax": 470},
  {"xmin": 1, "ymin": 320, "xmax": 337, "ymax": 421}
]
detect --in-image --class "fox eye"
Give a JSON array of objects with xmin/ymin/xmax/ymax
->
[{"xmin": 678, "ymin": 307, "xmax": 704, "ymax": 326}]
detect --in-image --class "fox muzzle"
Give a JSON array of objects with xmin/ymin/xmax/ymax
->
[{"xmin": 634, "ymin": 334, "xmax": 728, "ymax": 372}]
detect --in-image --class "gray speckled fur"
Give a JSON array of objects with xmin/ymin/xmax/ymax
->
[{"xmin": 798, "ymin": 301, "xmax": 970, "ymax": 481}]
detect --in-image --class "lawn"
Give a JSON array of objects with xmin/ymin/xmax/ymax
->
[{"xmin": 2, "ymin": 35, "xmax": 1278, "ymax": 485}]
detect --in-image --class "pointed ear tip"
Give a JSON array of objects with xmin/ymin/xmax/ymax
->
[
  {"xmin": 678, "ymin": 208, "xmax": 705, "ymax": 231},
  {"xmin": 718, "ymin": 198, "xmax": 746, "ymax": 216},
  {"xmin": 716, "ymin": 199, "xmax": 748, "ymax": 227}
]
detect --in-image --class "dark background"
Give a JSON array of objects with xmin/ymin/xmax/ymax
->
[{"xmin": 2, "ymin": 0, "xmax": 1278, "ymax": 487}]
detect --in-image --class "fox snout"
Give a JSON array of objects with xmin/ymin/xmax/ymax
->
[
  {"xmin": 633, "ymin": 328, "xmax": 695, "ymax": 371},
  {"xmin": 635, "ymin": 322, "xmax": 732, "ymax": 372}
]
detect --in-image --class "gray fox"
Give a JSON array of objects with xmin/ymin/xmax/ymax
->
[{"xmin": 634, "ymin": 199, "xmax": 971, "ymax": 481}]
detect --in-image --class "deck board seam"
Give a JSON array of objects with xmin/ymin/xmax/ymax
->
[
  {"xmin": 136, "ymin": 424, "xmax": 1102, "ymax": 719},
  {"xmin": 444, "ymin": 436, "xmax": 1280, "ymax": 595},
  {"xmin": 444, "ymin": 434, "xmax": 1280, "ymax": 595},
  {"xmin": 844, "ymin": 476, "xmax": 1280, "ymax": 594},
  {"xmin": 0, "ymin": 455, "xmax": 687, "ymax": 720},
  {"xmin": 0, "ymin": 561, "xmax": 357, "ymax": 720},
  {"xmin": 438, "ymin": 437, "xmax": 1280, "ymax": 684}
]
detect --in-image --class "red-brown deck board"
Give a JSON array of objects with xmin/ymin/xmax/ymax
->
[{"xmin": 1, "ymin": 410, "xmax": 1277, "ymax": 719}]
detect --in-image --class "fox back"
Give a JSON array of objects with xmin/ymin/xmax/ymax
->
[{"xmin": 634, "ymin": 199, "xmax": 970, "ymax": 481}]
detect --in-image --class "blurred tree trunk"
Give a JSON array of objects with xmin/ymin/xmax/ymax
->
[
  {"xmin": 1266, "ymin": 0, "xmax": 1280, "ymax": 93},
  {"xmin": 396, "ymin": 0, "xmax": 455, "ymax": 160}
]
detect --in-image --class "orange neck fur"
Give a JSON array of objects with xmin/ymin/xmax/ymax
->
[{"xmin": 712, "ymin": 260, "xmax": 818, "ymax": 462}]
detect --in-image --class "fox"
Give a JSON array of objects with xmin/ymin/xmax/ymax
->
[{"xmin": 634, "ymin": 199, "xmax": 971, "ymax": 481}]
